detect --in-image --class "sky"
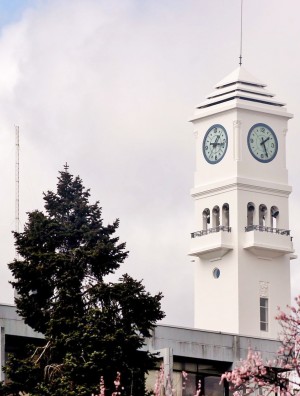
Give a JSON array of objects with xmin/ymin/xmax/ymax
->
[{"xmin": 0, "ymin": 0, "xmax": 299, "ymax": 328}]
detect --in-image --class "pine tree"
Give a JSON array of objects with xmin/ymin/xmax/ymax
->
[{"xmin": 4, "ymin": 168, "xmax": 164, "ymax": 396}]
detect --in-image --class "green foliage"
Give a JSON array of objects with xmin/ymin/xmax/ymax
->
[{"xmin": 3, "ymin": 169, "xmax": 164, "ymax": 395}]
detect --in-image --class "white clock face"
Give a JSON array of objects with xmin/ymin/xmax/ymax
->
[
  {"xmin": 248, "ymin": 123, "xmax": 278, "ymax": 163},
  {"xmin": 203, "ymin": 124, "xmax": 228, "ymax": 164}
]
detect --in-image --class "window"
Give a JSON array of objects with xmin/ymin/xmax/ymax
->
[
  {"xmin": 213, "ymin": 268, "xmax": 220, "ymax": 279},
  {"xmin": 247, "ymin": 202, "xmax": 255, "ymax": 226},
  {"xmin": 203, "ymin": 376, "xmax": 224, "ymax": 396},
  {"xmin": 271, "ymin": 206, "xmax": 279, "ymax": 228},
  {"xmin": 222, "ymin": 203, "xmax": 229, "ymax": 227},
  {"xmin": 260, "ymin": 297, "xmax": 268, "ymax": 331},
  {"xmin": 259, "ymin": 204, "xmax": 267, "ymax": 227},
  {"xmin": 212, "ymin": 206, "xmax": 220, "ymax": 227},
  {"xmin": 202, "ymin": 209, "xmax": 210, "ymax": 230}
]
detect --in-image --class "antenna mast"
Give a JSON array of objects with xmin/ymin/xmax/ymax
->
[
  {"xmin": 239, "ymin": 0, "xmax": 243, "ymax": 66},
  {"xmin": 15, "ymin": 126, "xmax": 20, "ymax": 253}
]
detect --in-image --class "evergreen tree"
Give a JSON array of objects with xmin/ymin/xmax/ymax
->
[{"xmin": 4, "ymin": 168, "xmax": 164, "ymax": 396}]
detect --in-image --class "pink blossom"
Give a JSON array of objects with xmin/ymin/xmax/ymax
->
[
  {"xmin": 194, "ymin": 379, "xmax": 201, "ymax": 396},
  {"xmin": 222, "ymin": 295, "xmax": 300, "ymax": 396},
  {"xmin": 99, "ymin": 376, "xmax": 105, "ymax": 396}
]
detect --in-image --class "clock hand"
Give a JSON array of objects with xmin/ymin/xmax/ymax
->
[
  {"xmin": 210, "ymin": 136, "xmax": 223, "ymax": 159},
  {"xmin": 261, "ymin": 137, "xmax": 268, "ymax": 157},
  {"xmin": 260, "ymin": 137, "xmax": 270, "ymax": 145},
  {"xmin": 210, "ymin": 135, "xmax": 220, "ymax": 147}
]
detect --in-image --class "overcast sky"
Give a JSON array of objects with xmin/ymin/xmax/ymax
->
[{"xmin": 0, "ymin": 0, "xmax": 299, "ymax": 328}]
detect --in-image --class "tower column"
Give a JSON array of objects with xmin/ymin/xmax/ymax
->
[{"xmin": 233, "ymin": 120, "xmax": 241, "ymax": 161}]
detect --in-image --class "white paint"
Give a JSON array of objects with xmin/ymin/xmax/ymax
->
[{"xmin": 190, "ymin": 67, "xmax": 293, "ymax": 338}]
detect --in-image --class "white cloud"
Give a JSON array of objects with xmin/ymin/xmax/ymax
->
[{"xmin": 0, "ymin": 0, "xmax": 299, "ymax": 327}]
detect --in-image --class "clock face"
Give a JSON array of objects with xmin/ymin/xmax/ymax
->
[
  {"xmin": 202, "ymin": 124, "xmax": 228, "ymax": 164},
  {"xmin": 247, "ymin": 123, "xmax": 278, "ymax": 163}
]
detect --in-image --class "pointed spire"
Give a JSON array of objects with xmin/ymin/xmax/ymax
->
[
  {"xmin": 239, "ymin": 0, "xmax": 243, "ymax": 66},
  {"xmin": 64, "ymin": 162, "xmax": 69, "ymax": 172}
]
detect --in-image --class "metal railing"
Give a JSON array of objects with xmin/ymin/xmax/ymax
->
[
  {"xmin": 245, "ymin": 224, "xmax": 290, "ymax": 236},
  {"xmin": 191, "ymin": 225, "xmax": 231, "ymax": 239}
]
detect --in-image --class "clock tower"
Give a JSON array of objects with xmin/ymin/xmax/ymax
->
[{"xmin": 189, "ymin": 66, "xmax": 295, "ymax": 338}]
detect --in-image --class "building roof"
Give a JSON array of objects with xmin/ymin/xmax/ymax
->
[
  {"xmin": 196, "ymin": 66, "xmax": 286, "ymax": 110},
  {"xmin": 145, "ymin": 324, "xmax": 280, "ymax": 366}
]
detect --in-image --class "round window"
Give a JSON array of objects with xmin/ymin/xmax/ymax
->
[{"xmin": 213, "ymin": 268, "xmax": 220, "ymax": 279}]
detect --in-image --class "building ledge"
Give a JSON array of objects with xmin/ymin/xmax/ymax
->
[
  {"xmin": 244, "ymin": 225, "xmax": 294, "ymax": 258},
  {"xmin": 146, "ymin": 324, "xmax": 280, "ymax": 364},
  {"xmin": 189, "ymin": 226, "xmax": 233, "ymax": 260}
]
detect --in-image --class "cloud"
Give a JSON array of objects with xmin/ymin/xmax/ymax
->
[
  {"xmin": 0, "ymin": 0, "xmax": 197, "ymax": 325},
  {"xmin": 0, "ymin": 0, "xmax": 299, "ymax": 328}
]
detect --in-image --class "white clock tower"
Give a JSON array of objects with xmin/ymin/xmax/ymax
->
[{"xmin": 189, "ymin": 66, "xmax": 295, "ymax": 339}]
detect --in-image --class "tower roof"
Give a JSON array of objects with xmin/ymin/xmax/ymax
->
[
  {"xmin": 196, "ymin": 66, "xmax": 286, "ymax": 110},
  {"xmin": 214, "ymin": 66, "xmax": 266, "ymax": 88}
]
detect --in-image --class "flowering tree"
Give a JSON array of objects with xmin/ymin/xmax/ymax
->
[
  {"xmin": 151, "ymin": 365, "xmax": 201, "ymax": 396},
  {"xmin": 221, "ymin": 296, "xmax": 300, "ymax": 396}
]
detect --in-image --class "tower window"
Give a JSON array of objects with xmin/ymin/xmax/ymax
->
[
  {"xmin": 259, "ymin": 204, "xmax": 267, "ymax": 227},
  {"xmin": 213, "ymin": 268, "xmax": 220, "ymax": 279},
  {"xmin": 271, "ymin": 206, "xmax": 279, "ymax": 228},
  {"xmin": 247, "ymin": 202, "xmax": 255, "ymax": 227},
  {"xmin": 212, "ymin": 206, "xmax": 220, "ymax": 228},
  {"xmin": 222, "ymin": 203, "xmax": 229, "ymax": 227},
  {"xmin": 202, "ymin": 209, "xmax": 210, "ymax": 230},
  {"xmin": 260, "ymin": 297, "xmax": 268, "ymax": 331}
]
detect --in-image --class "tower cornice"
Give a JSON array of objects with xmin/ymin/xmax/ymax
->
[
  {"xmin": 189, "ymin": 99, "xmax": 294, "ymax": 123},
  {"xmin": 191, "ymin": 177, "xmax": 292, "ymax": 199}
]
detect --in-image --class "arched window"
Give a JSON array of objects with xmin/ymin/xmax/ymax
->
[
  {"xmin": 247, "ymin": 202, "xmax": 255, "ymax": 226},
  {"xmin": 222, "ymin": 203, "xmax": 229, "ymax": 227},
  {"xmin": 259, "ymin": 204, "xmax": 267, "ymax": 227},
  {"xmin": 212, "ymin": 206, "xmax": 220, "ymax": 228},
  {"xmin": 271, "ymin": 206, "xmax": 279, "ymax": 228},
  {"xmin": 202, "ymin": 208, "xmax": 210, "ymax": 230}
]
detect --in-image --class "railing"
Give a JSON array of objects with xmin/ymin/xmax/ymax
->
[
  {"xmin": 191, "ymin": 225, "xmax": 231, "ymax": 239},
  {"xmin": 245, "ymin": 225, "xmax": 290, "ymax": 236}
]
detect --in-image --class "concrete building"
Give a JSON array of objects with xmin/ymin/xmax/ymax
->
[
  {"xmin": 0, "ymin": 306, "xmax": 281, "ymax": 395},
  {"xmin": 145, "ymin": 324, "xmax": 280, "ymax": 395},
  {"xmin": 0, "ymin": 304, "xmax": 43, "ymax": 381}
]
